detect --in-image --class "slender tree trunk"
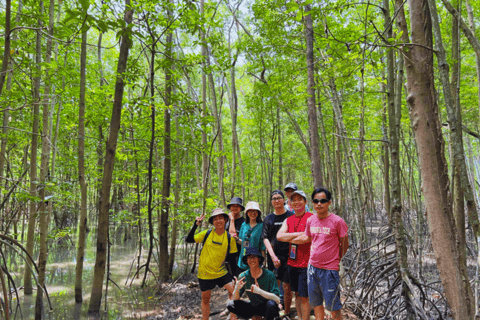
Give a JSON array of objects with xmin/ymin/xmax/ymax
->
[
  {"xmin": 159, "ymin": 8, "xmax": 173, "ymax": 281},
  {"xmin": 88, "ymin": 1, "xmax": 133, "ymax": 313},
  {"xmin": 24, "ymin": 0, "xmax": 43, "ymax": 295},
  {"xmin": 277, "ymin": 106, "xmax": 283, "ymax": 189},
  {"xmin": 169, "ymin": 114, "xmax": 181, "ymax": 276},
  {"xmin": 206, "ymin": 53, "xmax": 226, "ymax": 207},
  {"xmin": 0, "ymin": 0, "xmax": 11, "ymax": 97},
  {"xmin": 396, "ymin": 0, "xmax": 475, "ymax": 317},
  {"xmin": 35, "ymin": 0, "xmax": 54, "ymax": 316},
  {"xmin": 381, "ymin": 63, "xmax": 391, "ymax": 226},
  {"xmin": 75, "ymin": 28, "xmax": 88, "ymax": 303},
  {"xmin": 0, "ymin": 0, "xmax": 12, "ymax": 182},
  {"xmin": 428, "ymin": 0, "xmax": 480, "ymax": 243},
  {"xmin": 304, "ymin": 5, "xmax": 323, "ymax": 188},
  {"xmin": 465, "ymin": 0, "xmax": 480, "ymax": 120},
  {"xmin": 142, "ymin": 46, "xmax": 155, "ymax": 287}
]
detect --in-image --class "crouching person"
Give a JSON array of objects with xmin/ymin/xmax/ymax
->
[
  {"xmin": 228, "ymin": 247, "xmax": 281, "ymax": 320},
  {"xmin": 186, "ymin": 209, "xmax": 238, "ymax": 320}
]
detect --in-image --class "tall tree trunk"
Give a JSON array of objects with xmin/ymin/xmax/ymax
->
[
  {"xmin": 277, "ymin": 106, "xmax": 283, "ymax": 190},
  {"xmin": 381, "ymin": 66, "xmax": 391, "ymax": 226},
  {"xmin": 0, "ymin": 0, "xmax": 11, "ymax": 97},
  {"xmin": 88, "ymin": 1, "xmax": 133, "ymax": 313},
  {"xmin": 24, "ymin": 0, "xmax": 43, "ymax": 295},
  {"xmin": 142, "ymin": 46, "xmax": 155, "ymax": 287},
  {"xmin": 159, "ymin": 7, "xmax": 173, "ymax": 281},
  {"xmin": 396, "ymin": 0, "xmax": 475, "ymax": 317},
  {"xmin": 75, "ymin": 28, "xmax": 88, "ymax": 303},
  {"xmin": 35, "ymin": 0, "xmax": 54, "ymax": 316},
  {"xmin": 428, "ymin": 0, "xmax": 480, "ymax": 246},
  {"xmin": 0, "ymin": 0, "xmax": 12, "ymax": 182},
  {"xmin": 303, "ymin": 5, "xmax": 323, "ymax": 188},
  {"xmin": 169, "ymin": 114, "xmax": 181, "ymax": 276},
  {"xmin": 465, "ymin": 0, "xmax": 480, "ymax": 120},
  {"xmin": 200, "ymin": 0, "xmax": 209, "ymax": 212}
]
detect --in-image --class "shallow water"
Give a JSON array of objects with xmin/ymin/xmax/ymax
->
[{"xmin": 9, "ymin": 227, "xmax": 159, "ymax": 319}]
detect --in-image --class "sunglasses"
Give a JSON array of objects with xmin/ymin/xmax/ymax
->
[
  {"xmin": 313, "ymin": 198, "xmax": 330, "ymax": 204},
  {"xmin": 271, "ymin": 197, "xmax": 284, "ymax": 201}
]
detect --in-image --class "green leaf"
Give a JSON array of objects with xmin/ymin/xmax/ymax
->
[
  {"xmin": 79, "ymin": 0, "xmax": 90, "ymax": 12},
  {"xmin": 296, "ymin": 10, "xmax": 303, "ymax": 21}
]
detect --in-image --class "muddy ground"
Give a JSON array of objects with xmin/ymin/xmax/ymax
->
[{"xmin": 145, "ymin": 274, "xmax": 357, "ymax": 320}]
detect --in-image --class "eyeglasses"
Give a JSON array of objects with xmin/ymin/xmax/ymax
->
[
  {"xmin": 271, "ymin": 197, "xmax": 284, "ymax": 201},
  {"xmin": 313, "ymin": 199, "xmax": 330, "ymax": 204}
]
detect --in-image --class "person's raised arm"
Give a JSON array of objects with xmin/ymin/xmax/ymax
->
[{"xmin": 186, "ymin": 212, "xmax": 206, "ymax": 243}]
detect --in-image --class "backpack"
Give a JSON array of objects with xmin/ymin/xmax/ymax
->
[{"xmin": 201, "ymin": 229, "xmax": 233, "ymax": 275}]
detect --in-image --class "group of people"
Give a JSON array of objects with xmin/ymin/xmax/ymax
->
[{"xmin": 186, "ymin": 183, "xmax": 349, "ymax": 320}]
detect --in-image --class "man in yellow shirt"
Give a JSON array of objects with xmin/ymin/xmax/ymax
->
[{"xmin": 186, "ymin": 208, "xmax": 238, "ymax": 320}]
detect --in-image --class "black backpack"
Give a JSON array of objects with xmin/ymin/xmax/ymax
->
[{"xmin": 201, "ymin": 229, "xmax": 233, "ymax": 275}]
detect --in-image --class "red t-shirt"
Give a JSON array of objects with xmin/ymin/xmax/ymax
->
[{"xmin": 286, "ymin": 212, "xmax": 313, "ymax": 268}]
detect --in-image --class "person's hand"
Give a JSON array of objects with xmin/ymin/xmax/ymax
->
[
  {"xmin": 196, "ymin": 212, "xmax": 206, "ymax": 226},
  {"xmin": 272, "ymin": 256, "xmax": 281, "ymax": 269},
  {"xmin": 247, "ymin": 284, "xmax": 259, "ymax": 294},
  {"xmin": 234, "ymin": 277, "xmax": 245, "ymax": 292}
]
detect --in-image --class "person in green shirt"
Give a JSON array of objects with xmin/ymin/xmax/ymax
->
[
  {"xmin": 237, "ymin": 201, "xmax": 266, "ymax": 271},
  {"xmin": 228, "ymin": 247, "xmax": 281, "ymax": 320}
]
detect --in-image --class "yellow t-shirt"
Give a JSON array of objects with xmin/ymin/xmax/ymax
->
[{"xmin": 194, "ymin": 229, "xmax": 238, "ymax": 280}]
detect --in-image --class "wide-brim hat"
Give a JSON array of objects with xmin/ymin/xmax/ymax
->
[
  {"xmin": 290, "ymin": 190, "xmax": 307, "ymax": 202},
  {"xmin": 284, "ymin": 182, "xmax": 298, "ymax": 191},
  {"xmin": 208, "ymin": 208, "xmax": 229, "ymax": 224},
  {"xmin": 227, "ymin": 197, "xmax": 245, "ymax": 211},
  {"xmin": 242, "ymin": 246, "xmax": 265, "ymax": 266},
  {"xmin": 244, "ymin": 201, "xmax": 262, "ymax": 216}
]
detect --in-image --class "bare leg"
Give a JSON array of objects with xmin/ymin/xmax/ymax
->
[
  {"xmin": 223, "ymin": 282, "xmax": 234, "ymax": 299},
  {"xmin": 283, "ymin": 283, "xmax": 293, "ymax": 314},
  {"xmin": 295, "ymin": 292, "xmax": 302, "ymax": 319},
  {"xmin": 313, "ymin": 305, "xmax": 325, "ymax": 320},
  {"xmin": 201, "ymin": 290, "xmax": 211, "ymax": 320},
  {"xmin": 331, "ymin": 309, "xmax": 342, "ymax": 320},
  {"xmin": 299, "ymin": 296, "xmax": 311, "ymax": 320},
  {"xmin": 223, "ymin": 282, "xmax": 236, "ymax": 320}
]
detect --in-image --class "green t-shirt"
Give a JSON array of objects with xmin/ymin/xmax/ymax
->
[
  {"xmin": 194, "ymin": 229, "xmax": 238, "ymax": 279},
  {"xmin": 239, "ymin": 268, "xmax": 279, "ymax": 307},
  {"xmin": 238, "ymin": 222, "xmax": 266, "ymax": 270}
]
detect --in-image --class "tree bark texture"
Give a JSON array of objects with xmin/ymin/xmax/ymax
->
[
  {"xmin": 24, "ymin": 0, "xmax": 43, "ymax": 295},
  {"xmin": 159, "ymin": 12, "xmax": 173, "ymax": 281},
  {"xmin": 304, "ymin": 5, "xmax": 323, "ymax": 188},
  {"xmin": 396, "ymin": 0, "xmax": 475, "ymax": 317},
  {"xmin": 75, "ymin": 28, "xmax": 88, "ymax": 303},
  {"xmin": 35, "ymin": 0, "xmax": 54, "ymax": 316},
  {"xmin": 88, "ymin": 1, "xmax": 133, "ymax": 313}
]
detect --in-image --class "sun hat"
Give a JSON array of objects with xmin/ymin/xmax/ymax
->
[
  {"xmin": 208, "ymin": 208, "xmax": 229, "ymax": 224},
  {"xmin": 241, "ymin": 246, "xmax": 265, "ymax": 266},
  {"xmin": 290, "ymin": 190, "xmax": 307, "ymax": 202},
  {"xmin": 284, "ymin": 183, "xmax": 298, "ymax": 191},
  {"xmin": 244, "ymin": 201, "xmax": 262, "ymax": 215},
  {"xmin": 227, "ymin": 197, "xmax": 245, "ymax": 211}
]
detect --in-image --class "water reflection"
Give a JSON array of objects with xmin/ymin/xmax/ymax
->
[{"xmin": 14, "ymin": 228, "xmax": 157, "ymax": 319}]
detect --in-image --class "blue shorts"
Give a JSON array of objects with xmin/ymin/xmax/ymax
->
[
  {"xmin": 286, "ymin": 265, "xmax": 308, "ymax": 297},
  {"xmin": 198, "ymin": 273, "xmax": 232, "ymax": 292},
  {"xmin": 307, "ymin": 264, "xmax": 342, "ymax": 311}
]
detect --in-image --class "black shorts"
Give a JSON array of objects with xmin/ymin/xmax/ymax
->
[
  {"xmin": 267, "ymin": 256, "xmax": 289, "ymax": 283},
  {"xmin": 198, "ymin": 273, "xmax": 233, "ymax": 292},
  {"xmin": 286, "ymin": 265, "xmax": 308, "ymax": 297}
]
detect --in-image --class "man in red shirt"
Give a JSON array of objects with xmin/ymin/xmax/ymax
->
[{"xmin": 277, "ymin": 190, "xmax": 313, "ymax": 320}]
